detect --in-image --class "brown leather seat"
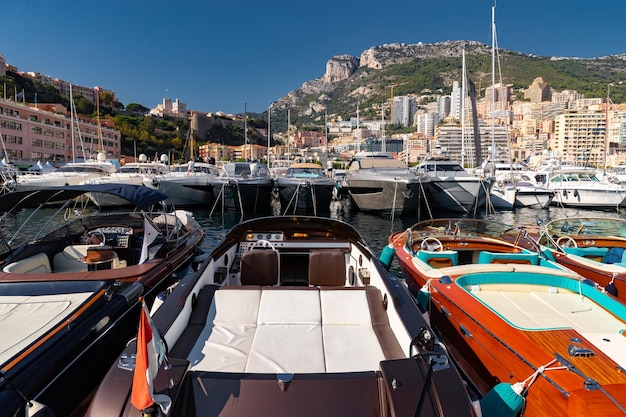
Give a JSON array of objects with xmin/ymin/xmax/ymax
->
[
  {"xmin": 309, "ymin": 250, "xmax": 346, "ymax": 286},
  {"xmin": 240, "ymin": 249, "xmax": 279, "ymax": 286}
]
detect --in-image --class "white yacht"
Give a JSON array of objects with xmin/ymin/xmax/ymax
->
[
  {"xmin": 413, "ymin": 158, "xmax": 493, "ymax": 213},
  {"xmin": 489, "ymin": 172, "xmax": 554, "ymax": 209},
  {"xmin": 85, "ymin": 156, "xmax": 170, "ymax": 207},
  {"xmin": 11, "ymin": 153, "xmax": 117, "ymax": 192},
  {"xmin": 541, "ymin": 165, "xmax": 626, "ymax": 209}
]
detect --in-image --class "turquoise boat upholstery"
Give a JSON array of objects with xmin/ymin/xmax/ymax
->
[
  {"xmin": 477, "ymin": 251, "xmax": 539, "ymax": 265},
  {"xmin": 562, "ymin": 246, "xmax": 609, "ymax": 262},
  {"xmin": 417, "ymin": 250, "xmax": 458, "ymax": 268},
  {"xmin": 456, "ymin": 271, "xmax": 626, "ymax": 322}
]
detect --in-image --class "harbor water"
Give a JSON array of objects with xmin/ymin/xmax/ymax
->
[{"xmin": 193, "ymin": 198, "xmax": 626, "ymax": 274}]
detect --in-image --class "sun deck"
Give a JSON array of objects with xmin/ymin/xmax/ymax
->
[
  {"xmin": 464, "ymin": 282, "xmax": 626, "ymax": 369},
  {"xmin": 176, "ymin": 285, "xmax": 405, "ymax": 374},
  {"xmin": 0, "ymin": 291, "xmax": 94, "ymax": 365}
]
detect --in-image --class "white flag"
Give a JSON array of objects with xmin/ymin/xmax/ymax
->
[{"xmin": 139, "ymin": 218, "xmax": 160, "ymax": 264}]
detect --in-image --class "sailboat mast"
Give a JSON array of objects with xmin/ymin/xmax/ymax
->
[
  {"xmin": 69, "ymin": 83, "xmax": 76, "ymax": 163},
  {"xmin": 267, "ymin": 105, "xmax": 271, "ymax": 165},
  {"xmin": 244, "ymin": 101, "xmax": 248, "ymax": 161},
  {"xmin": 96, "ymin": 90, "xmax": 103, "ymax": 156},
  {"xmin": 287, "ymin": 109, "xmax": 291, "ymax": 161},
  {"xmin": 605, "ymin": 84, "xmax": 611, "ymax": 171},
  {"xmin": 356, "ymin": 103, "xmax": 360, "ymax": 152},
  {"xmin": 461, "ymin": 47, "xmax": 466, "ymax": 168},
  {"xmin": 381, "ymin": 102, "xmax": 386, "ymax": 153},
  {"xmin": 491, "ymin": 4, "xmax": 496, "ymax": 161}
]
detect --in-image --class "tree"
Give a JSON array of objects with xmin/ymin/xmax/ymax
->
[{"xmin": 73, "ymin": 95, "xmax": 95, "ymax": 115}]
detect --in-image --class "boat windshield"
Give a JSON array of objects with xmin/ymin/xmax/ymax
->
[
  {"xmin": 286, "ymin": 167, "xmax": 324, "ymax": 178},
  {"xmin": 351, "ymin": 159, "xmax": 408, "ymax": 170}
]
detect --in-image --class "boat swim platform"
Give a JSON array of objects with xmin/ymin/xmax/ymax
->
[
  {"xmin": 456, "ymin": 273, "xmax": 626, "ymax": 370},
  {"xmin": 178, "ymin": 285, "xmax": 405, "ymax": 374}
]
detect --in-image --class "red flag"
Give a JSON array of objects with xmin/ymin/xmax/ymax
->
[{"xmin": 130, "ymin": 302, "xmax": 171, "ymax": 412}]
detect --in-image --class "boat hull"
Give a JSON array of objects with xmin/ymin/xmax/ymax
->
[
  {"xmin": 550, "ymin": 185, "xmax": 626, "ymax": 208},
  {"xmin": 515, "ymin": 188, "xmax": 554, "ymax": 208},
  {"xmin": 346, "ymin": 178, "xmax": 426, "ymax": 212},
  {"xmin": 423, "ymin": 178, "xmax": 491, "ymax": 213},
  {"xmin": 276, "ymin": 179, "xmax": 335, "ymax": 213},
  {"xmin": 211, "ymin": 179, "xmax": 274, "ymax": 211},
  {"xmin": 148, "ymin": 176, "xmax": 215, "ymax": 206}
]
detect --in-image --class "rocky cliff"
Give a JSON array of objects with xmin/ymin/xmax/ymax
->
[{"xmin": 272, "ymin": 40, "xmax": 489, "ymax": 113}]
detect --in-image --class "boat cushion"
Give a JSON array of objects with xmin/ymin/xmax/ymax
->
[
  {"xmin": 477, "ymin": 251, "xmax": 539, "ymax": 265},
  {"xmin": 240, "ymin": 249, "xmax": 278, "ymax": 286},
  {"xmin": 417, "ymin": 250, "xmax": 458, "ymax": 268},
  {"xmin": 562, "ymin": 246, "xmax": 609, "ymax": 262},
  {"xmin": 187, "ymin": 286, "xmax": 398, "ymax": 374},
  {"xmin": 309, "ymin": 250, "xmax": 346, "ymax": 286},
  {"xmin": 2, "ymin": 253, "xmax": 51, "ymax": 274}
]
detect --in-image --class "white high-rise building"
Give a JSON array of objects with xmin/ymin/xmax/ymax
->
[
  {"xmin": 391, "ymin": 96, "xmax": 416, "ymax": 127},
  {"xmin": 450, "ymin": 81, "xmax": 461, "ymax": 120}
]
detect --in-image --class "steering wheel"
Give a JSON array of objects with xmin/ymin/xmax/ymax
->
[
  {"xmin": 420, "ymin": 237, "xmax": 443, "ymax": 252},
  {"xmin": 84, "ymin": 230, "xmax": 106, "ymax": 246},
  {"xmin": 250, "ymin": 239, "xmax": 276, "ymax": 250},
  {"xmin": 556, "ymin": 236, "xmax": 578, "ymax": 248}
]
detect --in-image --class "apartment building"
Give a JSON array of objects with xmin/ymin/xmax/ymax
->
[
  {"xmin": 554, "ymin": 110, "xmax": 606, "ymax": 166},
  {"xmin": 435, "ymin": 123, "xmax": 510, "ymax": 167},
  {"xmin": 0, "ymin": 99, "xmax": 121, "ymax": 165}
]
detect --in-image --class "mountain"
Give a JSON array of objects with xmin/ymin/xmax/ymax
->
[{"xmin": 268, "ymin": 40, "xmax": 626, "ymax": 131}]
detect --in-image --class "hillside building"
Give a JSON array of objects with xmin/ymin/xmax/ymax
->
[{"xmin": 0, "ymin": 98, "xmax": 121, "ymax": 166}]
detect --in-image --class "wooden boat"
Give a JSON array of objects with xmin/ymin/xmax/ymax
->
[
  {"xmin": 0, "ymin": 184, "xmax": 205, "ymax": 417},
  {"xmin": 386, "ymin": 218, "xmax": 626, "ymax": 416},
  {"xmin": 538, "ymin": 216, "xmax": 626, "ymax": 302},
  {"xmin": 86, "ymin": 215, "xmax": 477, "ymax": 417}
]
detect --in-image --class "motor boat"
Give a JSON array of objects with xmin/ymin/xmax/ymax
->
[
  {"xmin": 385, "ymin": 218, "xmax": 626, "ymax": 416},
  {"xmin": 146, "ymin": 161, "xmax": 220, "ymax": 207},
  {"xmin": 85, "ymin": 160, "xmax": 170, "ymax": 207},
  {"xmin": 343, "ymin": 152, "xmax": 427, "ymax": 213},
  {"xmin": 86, "ymin": 215, "xmax": 477, "ymax": 417},
  {"xmin": 489, "ymin": 173, "xmax": 554, "ymax": 210},
  {"xmin": 211, "ymin": 161, "xmax": 274, "ymax": 212},
  {"xmin": 413, "ymin": 159, "xmax": 493, "ymax": 214},
  {"xmin": 539, "ymin": 165, "xmax": 626, "ymax": 209},
  {"xmin": 273, "ymin": 162, "xmax": 335, "ymax": 214},
  {"xmin": 538, "ymin": 216, "xmax": 626, "ymax": 302},
  {"xmin": 0, "ymin": 184, "xmax": 205, "ymax": 417},
  {"xmin": 10, "ymin": 154, "xmax": 117, "ymax": 192}
]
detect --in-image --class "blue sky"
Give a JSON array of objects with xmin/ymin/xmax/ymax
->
[{"xmin": 1, "ymin": 0, "xmax": 624, "ymax": 115}]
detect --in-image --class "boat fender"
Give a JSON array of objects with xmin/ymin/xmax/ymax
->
[
  {"xmin": 573, "ymin": 189, "xmax": 578, "ymax": 198},
  {"xmin": 479, "ymin": 382, "xmax": 525, "ymax": 417},
  {"xmin": 562, "ymin": 190, "xmax": 567, "ymax": 197},
  {"xmin": 606, "ymin": 275, "xmax": 618, "ymax": 297},
  {"xmin": 379, "ymin": 244, "xmax": 395, "ymax": 271},
  {"xmin": 606, "ymin": 283, "xmax": 618, "ymax": 297},
  {"xmin": 439, "ymin": 275, "xmax": 453, "ymax": 285}
]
